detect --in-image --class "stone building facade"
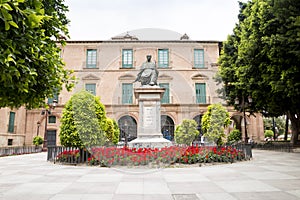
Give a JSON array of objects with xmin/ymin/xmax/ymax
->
[{"xmin": 0, "ymin": 29, "xmax": 264, "ymax": 147}]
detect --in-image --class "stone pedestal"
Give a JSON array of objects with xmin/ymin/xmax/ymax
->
[{"xmin": 128, "ymin": 86, "xmax": 172, "ymax": 148}]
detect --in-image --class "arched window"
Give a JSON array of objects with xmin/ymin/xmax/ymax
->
[
  {"xmin": 193, "ymin": 115, "xmax": 203, "ymax": 140},
  {"xmin": 118, "ymin": 116, "xmax": 137, "ymax": 142},
  {"xmin": 161, "ymin": 115, "xmax": 175, "ymax": 141}
]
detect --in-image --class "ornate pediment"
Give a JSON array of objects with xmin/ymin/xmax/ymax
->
[
  {"xmin": 119, "ymin": 74, "xmax": 135, "ymax": 80},
  {"xmin": 158, "ymin": 74, "xmax": 173, "ymax": 80},
  {"xmin": 82, "ymin": 74, "xmax": 100, "ymax": 80},
  {"xmin": 191, "ymin": 74, "xmax": 209, "ymax": 80}
]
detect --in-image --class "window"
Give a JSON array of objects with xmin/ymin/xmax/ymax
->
[
  {"xmin": 158, "ymin": 49, "xmax": 169, "ymax": 68},
  {"xmin": 86, "ymin": 49, "xmax": 97, "ymax": 68},
  {"xmin": 48, "ymin": 116, "xmax": 56, "ymax": 124},
  {"xmin": 85, "ymin": 83, "xmax": 96, "ymax": 95},
  {"xmin": 8, "ymin": 139, "xmax": 13, "ymax": 146},
  {"xmin": 159, "ymin": 83, "xmax": 170, "ymax": 104},
  {"xmin": 48, "ymin": 94, "xmax": 58, "ymax": 104},
  {"xmin": 8, "ymin": 112, "xmax": 15, "ymax": 133},
  {"xmin": 122, "ymin": 49, "xmax": 133, "ymax": 68},
  {"xmin": 195, "ymin": 83, "xmax": 206, "ymax": 104},
  {"xmin": 194, "ymin": 49, "xmax": 205, "ymax": 68},
  {"xmin": 122, "ymin": 83, "xmax": 133, "ymax": 104}
]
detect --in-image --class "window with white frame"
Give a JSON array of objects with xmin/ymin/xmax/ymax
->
[
  {"xmin": 122, "ymin": 49, "xmax": 133, "ymax": 68},
  {"xmin": 86, "ymin": 49, "xmax": 97, "ymax": 68}
]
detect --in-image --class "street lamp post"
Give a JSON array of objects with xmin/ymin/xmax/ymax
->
[
  {"xmin": 235, "ymin": 96, "xmax": 252, "ymax": 143},
  {"xmin": 124, "ymin": 121, "xmax": 128, "ymax": 147},
  {"xmin": 36, "ymin": 122, "xmax": 41, "ymax": 136},
  {"xmin": 41, "ymin": 100, "xmax": 57, "ymax": 149}
]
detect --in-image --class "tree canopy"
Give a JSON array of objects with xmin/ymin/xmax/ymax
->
[
  {"xmin": 0, "ymin": 0, "xmax": 74, "ymax": 109},
  {"xmin": 60, "ymin": 91, "xmax": 120, "ymax": 148},
  {"xmin": 217, "ymin": 0, "xmax": 300, "ymax": 144},
  {"xmin": 201, "ymin": 103, "xmax": 231, "ymax": 146},
  {"xmin": 174, "ymin": 119, "xmax": 199, "ymax": 146}
]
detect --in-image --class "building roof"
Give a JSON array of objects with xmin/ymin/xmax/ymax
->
[
  {"xmin": 65, "ymin": 28, "xmax": 222, "ymax": 44},
  {"xmin": 111, "ymin": 28, "xmax": 186, "ymax": 41}
]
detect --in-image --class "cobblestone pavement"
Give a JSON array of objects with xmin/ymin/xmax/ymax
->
[{"xmin": 0, "ymin": 150, "xmax": 300, "ymax": 200}]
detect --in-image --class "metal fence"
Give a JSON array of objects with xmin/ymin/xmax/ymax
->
[
  {"xmin": 47, "ymin": 146, "xmax": 90, "ymax": 165},
  {"xmin": 48, "ymin": 144, "xmax": 253, "ymax": 165},
  {"xmin": 231, "ymin": 143, "xmax": 252, "ymax": 159},
  {"xmin": 253, "ymin": 142, "xmax": 293, "ymax": 152},
  {"xmin": 0, "ymin": 146, "xmax": 42, "ymax": 157}
]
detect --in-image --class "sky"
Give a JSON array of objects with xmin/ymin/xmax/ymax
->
[{"xmin": 65, "ymin": 0, "xmax": 246, "ymax": 41}]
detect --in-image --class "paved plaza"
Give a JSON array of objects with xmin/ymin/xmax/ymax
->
[{"xmin": 0, "ymin": 150, "xmax": 300, "ymax": 200}]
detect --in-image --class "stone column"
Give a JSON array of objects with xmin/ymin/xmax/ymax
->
[{"xmin": 128, "ymin": 86, "xmax": 172, "ymax": 148}]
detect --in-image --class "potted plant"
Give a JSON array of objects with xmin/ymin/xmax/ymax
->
[{"xmin": 33, "ymin": 136, "xmax": 43, "ymax": 150}]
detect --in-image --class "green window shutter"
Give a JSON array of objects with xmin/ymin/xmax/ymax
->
[
  {"xmin": 122, "ymin": 49, "xmax": 133, "ymax": 68},
  {"xmin": 47, "ymin": 91, "xmax": 59, "ymax": 104},
  {"xmin": 48, "ymin": 116, "xmax": 56, "ymax": 124},
  {"xmin": 122, "ymin": 83, "xmax": 133, "ymax": 104},
  {"xmin": 85, "ymin": 83, "xmax": 96, "ymax": 95},
  {"xmin": 158, "ymin": 49, "xmax": 169, "ymax": 68},
  {"xmin": 8, "ymin": 112, "xmax": 15, "ymax": 133},
  {"xmin": 194, "ymin": 49, "xmax": 204, "ymax": 68},
  {"xmin": 86, "ymin": 49, "xmax": 97, "ymax": 68},
  {"xmin": 196, "ymin": 83, "xmax": 206, "ymax": 104},
  {"xmin": 159, "ymin": 83, "xmax": 170, "ymax": 104}
]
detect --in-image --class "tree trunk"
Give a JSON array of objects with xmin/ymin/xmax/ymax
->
[
  {"xmin": 288, "ymin": 111, "xmax": 300, "ymax": 145},
  {"xmin": 284, "ymin": 115, "xmax": 289, "ymax": 141}
]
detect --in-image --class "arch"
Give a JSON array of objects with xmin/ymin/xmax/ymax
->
[
  {"xmin": 161, "ymin": 115, "xmax": 175, "ymax": 141},
  {"xmin": 230, "ymin": 114, "xmax": 250, "ymax": 140},
  {"xmin": 193, "ymin": 114, "xmax": 204, "ymax": 141},
  {"xmin": 118, "ymin": 115, "xmax": 137, "ymax": 142}
]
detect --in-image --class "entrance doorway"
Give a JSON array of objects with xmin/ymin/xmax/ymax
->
[{"xmin": 46, "ymin": 130, "xmax": 57, "ymax": 147}]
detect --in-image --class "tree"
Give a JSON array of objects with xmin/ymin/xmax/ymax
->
[
  {"xmin": 60, "ymin": 91, "xmax": 109, "ymax": 148},
  {"xmin": 217, "ymin": 0, "xmax": 300, "ymax": 144},
  {"xmin": 201, "ymin": 104, "xmax": 231, "ymax": 146},
  {"xmin": 0, "ymin": 0, "xmax": 74, "ymax": 109},
  {"xmin": 227, "ymin": 129, "xmax": 242, "ymax": 144},
  {"xmin": 263, "ymin": 117, "xmax": 285, "ymax": 136},
  {"xmin": 174, "ymin": 119, "xmax": 199, "ymax": 146},
  {"xmin": 105, "ymin": 118, "xmax": 120, "ymax": 145}
]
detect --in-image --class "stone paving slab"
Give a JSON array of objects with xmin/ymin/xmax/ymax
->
[{"xmin": 0, "ymin": 150, "xmax": 300, "ymax": 200}]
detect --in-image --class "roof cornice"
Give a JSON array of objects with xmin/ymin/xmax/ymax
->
[{"xmin": 65, "ymin": 40, "xmax": 222, "ymax": 44}]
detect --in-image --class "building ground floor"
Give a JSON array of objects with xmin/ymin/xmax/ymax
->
[{"xmin": 0, "ymin": 104, "xmax": 264, "ymax": 148}]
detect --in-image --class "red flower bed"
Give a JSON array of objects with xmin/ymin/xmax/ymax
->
[
  {"xmin": 56, "ymin": 150, "xmax": 80, "ymax": 163},
  {"xmin": 56, "ymin": 146, "xmax": 246, "ymax": 166}
]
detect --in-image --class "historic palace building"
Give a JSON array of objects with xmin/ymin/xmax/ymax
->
[{"xmin": 0, "ymin": 29, "xmax": 264, "ymax": 147}]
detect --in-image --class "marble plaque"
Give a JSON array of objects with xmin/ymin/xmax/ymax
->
[{"xmin": 143, "ymin": 106, "xmax": 156, "ymax": 128}]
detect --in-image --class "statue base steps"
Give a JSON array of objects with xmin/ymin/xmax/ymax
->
[{"xmin": 128, "ymin": 136, "xmax": 172, "ymax": 149}]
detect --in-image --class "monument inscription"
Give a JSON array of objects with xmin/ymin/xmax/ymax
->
[{"xmin": 143, "ymin": 106, "xmax": 156, "ymax": 128}]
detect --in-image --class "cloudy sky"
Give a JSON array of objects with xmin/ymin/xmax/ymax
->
[{"xmin": 65, "ymin": 0, "xmax": 246, "ymax": 41}]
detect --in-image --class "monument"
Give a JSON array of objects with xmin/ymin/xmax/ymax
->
[{"xmin": 129, "ymin": 55, "xmax": 172, "ymax": 148}]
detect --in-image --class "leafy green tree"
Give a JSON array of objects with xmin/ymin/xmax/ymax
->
[
  {"xmin": 105, "ymin": 118, "xmax": 120, "ymax": 145},
  {"xmin": 60, "ymin": 91, "xmax": 108, "ymax": 148},
  {"xmin": 175, "ymin": 119, "xmax": 199, "ymax": 146},
  {"xmin": 263, "ymin": 117, "xmax": 285, "ymax": 136},
  {"xmin": 227, "ymin": 129, "xmax": 242, "ymax": 144},
  {"xmin": 201, "ymin": 104, "xmax": 231, "ymax": 146},
  {"xmin": 217, "ymin": 0, "xmax": 300, "ymax": 144},
  {"xmin": 0, "ymin": 0, "xmax": 74, "ymax": 109}
]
